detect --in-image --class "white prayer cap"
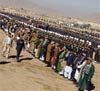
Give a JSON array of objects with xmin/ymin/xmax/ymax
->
[
  {"xmin": 80, "ymin": 39, "xmax": 85, "ymax": 43},
  {"xmin": 11, "ymin": 33, "xmax": 14, "ymax": 36},
  {"xmin": 88, "ymin": 42, "xmax": 91, "ymax": 46},
  {"xmin": 70, "ymin": 36, "xmax": 73, "ymax": 39},
  {"xmin": 86, "ymin": 41, "xmax": 91, "ymax": 45},
  {"xmin": 74, "ymin": 38, "xmax": 78, "ymax": 40},
  {"xmin": 51, "ymin": 41, "xmax": 55, "ymax": 44},
  {"xmin": 98, "ymin": 45, "xmax": 100, "ymax": 48},
  {"xmin": 17, "ymin": 36, "xmax": 20, "ymax": 40},
  {"xmin": 65, "ymin": 35, "xmax": 68, "ymax": 38},
  {"xmin": 63, "ymin": 46, "xmax": 66, "ymax": 50}
]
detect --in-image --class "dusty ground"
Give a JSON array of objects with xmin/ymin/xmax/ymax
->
[{"xmin": 0, "ymin": 29, "xmax": 100, "ymax": 91}]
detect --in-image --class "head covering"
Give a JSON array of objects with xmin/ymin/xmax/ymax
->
[
  {"xmin": 51, "ymin": 41, "xmax": 55, "ymax": 44},
  {"xmin": 86, "ymin": 57, "xmax": 93, "ymax": 62}
]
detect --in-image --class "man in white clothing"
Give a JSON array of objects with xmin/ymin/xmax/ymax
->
[
  {"xmin": 2, "ymin": 33, "xmax": 13, "ymax": 58},
  {"xmin": 74, "ymin": 54, "xmax": 86, "ymax": 83},
  {"xmin": 74, "ymin": 60, "xmax": 86, "ymax": 82},
  {"xmin": 64, "ymin": 64, "xmax": 73, "ymax": 79},
  {"xmin": 59, "ymin": 62, "xmax": 72, "ymax": 80}
]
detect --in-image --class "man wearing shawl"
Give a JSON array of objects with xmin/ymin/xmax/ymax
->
[
  {"xmin": 46, "ymin": 41, "xmax": 55, "ymax": 67},
  {"xmin": 78, "ymin": 57, "xmax": 95, "ymax": 91},
  {"xmin": 55, "ymin": 47, "xmax": 66, "ymax": 73}
]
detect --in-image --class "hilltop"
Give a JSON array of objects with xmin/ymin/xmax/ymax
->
[{"xmin": 0, "ymin": 0, "xmax": 100, "ymax": 24}]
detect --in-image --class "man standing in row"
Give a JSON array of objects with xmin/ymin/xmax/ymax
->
[{"xmin": 78, "ymin": 57, "xmax": 95, "ymax": 91}]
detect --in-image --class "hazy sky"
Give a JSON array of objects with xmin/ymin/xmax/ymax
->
[
  {"xmin": 0, "ymin": 0, "xmax": 99, "ymax": 20},
  {"xmin": 28, "ymin": 0, "xmax": 100, "ymax": 17}
]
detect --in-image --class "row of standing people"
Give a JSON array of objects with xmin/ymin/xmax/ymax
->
[
  {"xmin": 0, "ymin": 16, "xmax": 100, "ymax": 63},
  {"xmin": 31, "ymin": 35, "xmax": 95, "ymax": 91},
  {"xmin": 0, "ymin": 17, "xmax": 95, "ymax": 91}
]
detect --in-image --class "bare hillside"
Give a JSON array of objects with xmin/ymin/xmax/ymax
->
[{"xmin": 0, "ymin": 28, "xmax": 100, "ymax": 91}]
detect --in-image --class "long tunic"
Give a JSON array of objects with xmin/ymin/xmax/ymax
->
[
  {"xmin": 46, "ymin": 44, "xmax": 53, "ymax": 62},
  {"xmin": 56, "ymin": 51, "xmax": 66, "ymax": 73},
  {"xmin": 64, "ymin": 65, "xmax": 72, "ymax": 79},
  {"xmin": 37, "ymin": 39, "xmax": 44, "ymax": 58},
  {"xmin": 95, "ymin": 49, "xmax": 100, "ymax": 63},
  {"xmin": 78, "ymin": 64, "xmax": 95, "ymax": 91},
  {"xmin": 51, "ymin": 46, "xmax": 60, "ymax": 65},
  {"xmin": 74, "ymin": 61, "xmax": 86, "ymax": 82}
]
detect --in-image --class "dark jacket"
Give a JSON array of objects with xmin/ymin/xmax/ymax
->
[{"xmin": 16, "ymin": 39, "xmax": 25, "ymax": 50}]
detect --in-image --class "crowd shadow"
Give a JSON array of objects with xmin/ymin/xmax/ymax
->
[
  {"xmin": 0, "ymin": 61, "xmax": 11, "ymax": 64},
  {"xmin": 18, "ymin": 57, "xmax": 33, "ymax": 62},
  {"xmin": 1, "ymin": 55, "xmax": 33, "ymax": 63},
  {"xmin": 9, "ymin": 55, "xmax": 23, "ymax": 58}
]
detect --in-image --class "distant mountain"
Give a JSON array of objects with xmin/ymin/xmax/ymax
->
[
  {"xmin": 90, "ymin": 13, "xmax": 100, "ymax": 23},
  {"xmin": 0, "ymin": 0, "xmax": 37, "ymax": 9},
  {"xmin": 0, "ymin": 0, "xmax": 56, "ymax": 15},
  {"xmin": 0, "ymin": 0, "xmax": 99, "ymax": 24}
]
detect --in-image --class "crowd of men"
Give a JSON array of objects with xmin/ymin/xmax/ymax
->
[{"xmin": 0, "ymin": 13, "xmax": 99, "ymax": 91}]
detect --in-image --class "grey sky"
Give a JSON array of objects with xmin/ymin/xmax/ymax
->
[{"xmin": 28, "ymin": 0, "xmax": 100, "ymax": 17}]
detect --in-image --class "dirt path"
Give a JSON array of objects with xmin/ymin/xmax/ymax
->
[{"xmin": 0, "ymin": 29, "xmax": 100, "ymax": 91}]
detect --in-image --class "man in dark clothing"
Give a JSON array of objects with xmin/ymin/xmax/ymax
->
[
  {"xmin": 67, "ymin": 51, "xmax": 76, "ymax": 65},
  {"xmin": 71, "ymin": 52, "xmax": 82, "ymax": 82},
  {"xmin": 16, "ymin": 37, "xmax": 25, "ymax": 62},
  {"xmin": 40, "ymin": 37, "xmax": 49, "ymax": 63},
  {"xmin": 95, "ymin": 48, "xmax": 100, "ymax": 63}
]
